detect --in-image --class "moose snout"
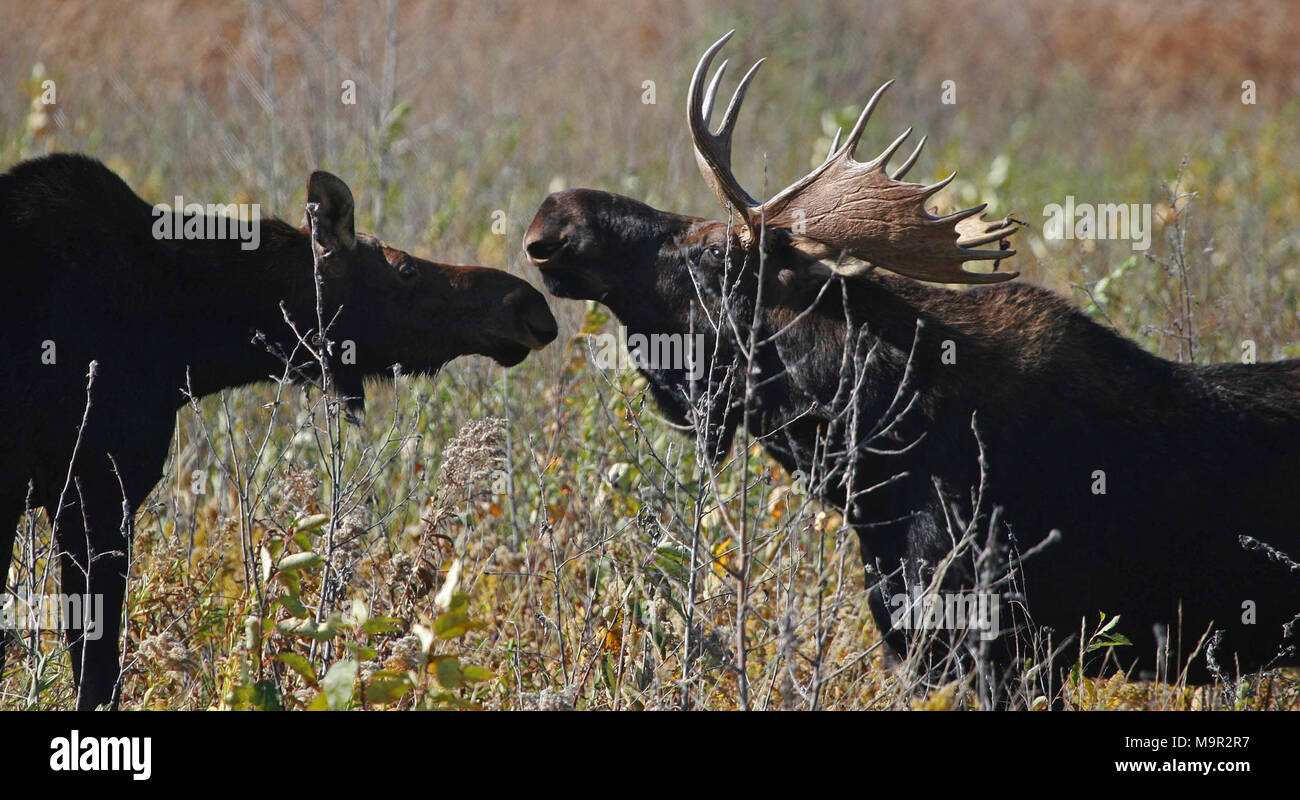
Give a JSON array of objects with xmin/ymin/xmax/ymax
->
[
  {"xmin": 524, "ymin": 234, "xmax": 566, "ymax": 264},
  {"xmin": 525, "ymin": 191, "xmax": 590, "ymax": 269},
  {"xmin": 524, "ymin": 209, "xmax": 568, "ymax": 268},
  {"xmin": 508, "ymin": 285, "xmax": 559, "ymax": 350}
]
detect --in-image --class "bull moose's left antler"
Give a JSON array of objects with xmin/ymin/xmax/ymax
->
[{"xmin": 687, "ymin": 30, "xmax": 1019, "ymax": 284}]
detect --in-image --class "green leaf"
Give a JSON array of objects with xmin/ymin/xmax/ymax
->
[
  {"xmin": 293, "ymin": 513, "xmax": 330, "ymax": 534},
  {"xmin": 653, "ymin": 541, "xmax": 691, "ymax": 582},
  {"xmin": 446, "ymin": 592, "xmax": 470, "ymax": 614},
  {"xmin": 1085, "ymin": 614, "xmax": 1133, "ymax": 653},
  {"xmin": 423, "ymin": 690, "xmax": 482, "ymax": 711},
  {"xmin": 1089, "ymin": 639, "xmax": 1132, "ymax": 650},
  {"xmin": 275, "ymin": 652, "xmax": 319, "ymax": 687},
  {"xmin": 276, "ymin": 593, "xmax": 310, "ymax": 619},
  {"xmin": 461, "ymin": 665, "xmax": 494, "ymax": 683},
  {"xmin": 320, "ymin": 659, "xmax": 357, "ymax": 710},
  {"xmin": 276, "ymin": 551, "xmax": 325, "ymax": 572},
  {"xmin": 434, "ymin": 610, "xmax": 469, "ymax": 640},
  {"xmin": 600, "ymin": 654, "xmax": 617, "ymax": 691},
  {"xmin": 249, "ymin": 679, "xmax": 284, "ymax": 711},
  {"xmin": 362, "ymin": 616, "xmax": 405, "ymax": 635},
  {"xmin": 436, "ymin": 657, "xmax": 464, "ymax": 689},
  {"xmin": 276, "ymin": 618, "xmax": 339, "ymax": 642},
  {"xmin": 278, "ymin": 570, "xmax": 301, "ymax": 595},
  {"xmin": 365, "ymin": 671, "xmax": 414, "ymax": 705}
]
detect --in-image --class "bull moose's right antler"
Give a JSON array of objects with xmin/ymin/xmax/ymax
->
[{"xmin": 687, "ymin": 30, "xmax": 1019, "ymax": 285}]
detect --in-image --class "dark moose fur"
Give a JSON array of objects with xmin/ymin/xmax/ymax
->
[
  {"xmin": 1, "ymin": 154, "xmax": 557, "ymax": 709},
  {"xmin": 526, "ymin": 188, "xmax": 1300, "ymax": 694}
]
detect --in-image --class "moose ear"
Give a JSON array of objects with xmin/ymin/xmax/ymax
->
[{"xmin": 305, "ymin": 171, "xmax": 356, "ymax": 255}]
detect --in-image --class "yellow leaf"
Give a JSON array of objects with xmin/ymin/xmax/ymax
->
[
  {"xmin": 712, "ymin": 536, "xmax": 734, "ymax": 579},
  {"xmin": 814, "ymin": 511, "xmax": 843, "ymax": 533},
  {"xmin": 600, "ymin": 622, "xmax": 623, "ymax": 654}
]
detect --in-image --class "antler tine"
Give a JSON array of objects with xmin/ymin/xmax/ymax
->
[
  {"xmin": 841, "ymin": 80, "xmax": 894, "ymax": 159},
  {"xmin": 825, "ymin": 128, "xmax": 843, "ymax": 164},
  {"xmin": 949, "ymin": 212, "xmax": 1022, "ymax": 269},
  {"xmin": 890, "ymin": 135, "xmax": 926, "ymax": 180},
  {"xmin": 925, "ymin": 200, "xmax": 1022, "ymax": 259},
  {"xmin": 956, "ymin": 214, "xmax": 1023, "ymax": 249},
  {"xmin": 701, "ymin": 58, "xmax": 728, "ymax": 124},
  {"xmin": 873, "ymin": 126, "xmax": 914, "ymax": 171},
  {"xmin": 959, "ymin": 246, "xmax": 1018, "ymax": 261},
  {"xmin": 959, "ymin": 227, "xmax": 1016, "ymax": 248},
  {"xmin": 927, "ymin": 203, "xmax": 988, "ymax": 228},
  {"xmin": 687, "ymin": 31, "xmax": 731, "ymax": 136},
  {"xmin": 717, "ymin": 58, "xmax": 764, "ymax": 143},
  {"xmin": 920, "ymin": 171, "xmax": 957, "ymax": 199},
  {"xmin": 688, "ymin": 30, "xmax": 760, "ymax": 223}
]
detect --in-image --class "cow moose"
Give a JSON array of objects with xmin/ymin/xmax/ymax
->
[
  {"xmin": 525, "ymin": 32, "xmax": 1300, "ymax": 698},
  {"xmin": 1, "ymin": 153, "xmax": 558, "ymax": 709}
]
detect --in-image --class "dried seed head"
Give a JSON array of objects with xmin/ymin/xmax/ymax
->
[{"xmin": 435, "ymin": 417, "xmax": 508, "ymax": 504}]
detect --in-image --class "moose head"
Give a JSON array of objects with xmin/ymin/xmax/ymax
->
[{"xmin": 292, "ymin": 170, "xmax": 558, "ymax": 406}]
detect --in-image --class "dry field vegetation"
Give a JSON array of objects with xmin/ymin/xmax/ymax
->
[{"xmin": 2, "ymin": 0, "xmax": 1299, "ymax": 710}]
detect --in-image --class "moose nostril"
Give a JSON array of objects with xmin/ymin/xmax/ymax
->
[{"xmin": 525, "ymin": 237, "xmax": 566, "ymax": 262}]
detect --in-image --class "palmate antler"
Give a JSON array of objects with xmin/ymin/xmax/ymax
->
[{"xmin": 688, "ymin": 31, "xmax": 1020, "ymax": 285}]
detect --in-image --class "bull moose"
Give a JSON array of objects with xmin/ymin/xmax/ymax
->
[
  {"xmin": 0, "ymin": 153, "xmax": 558, "ymax": 709},
  {"xmin": 524, "ymin": 32, "xmax": 1300, "ymax": 697}
]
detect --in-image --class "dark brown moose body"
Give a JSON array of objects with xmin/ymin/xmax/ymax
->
[
  {"xmin": 0, "ymin": 153, "xmax": 557, "ymax": 709},
  {"xmin": 524, "ymin": 32, "xmax": 1300, "ymax": 698}
]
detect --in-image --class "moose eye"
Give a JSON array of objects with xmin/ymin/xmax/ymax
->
[{"xmin": 699, "ymin": 244, "xmax": 726, "ymax": 268}]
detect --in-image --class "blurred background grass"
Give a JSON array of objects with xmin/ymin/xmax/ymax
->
[{"xmin": 2, "ymin": 0, "xmax": 1299, "ymax": 709}]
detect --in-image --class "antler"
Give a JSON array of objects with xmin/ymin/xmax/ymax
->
[
  {"xmin": 687, "ymin": 30, "xmax": 764, "ymax": 231},
  {"xmin": 687, "ymin": 31, "xmax": 1020, "ymax": 285}
]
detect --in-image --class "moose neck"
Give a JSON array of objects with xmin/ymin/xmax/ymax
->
[
  {"xmin": 744, "ymin": 271, "xmax": 984, "ymax": 502},
  {"xmin": 164, "ymin": 217, "xmax": 346, "ymax": 404},
  {"xmin": 749, "ymin": 270, "xmax": 948, "ymax": 416}
]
